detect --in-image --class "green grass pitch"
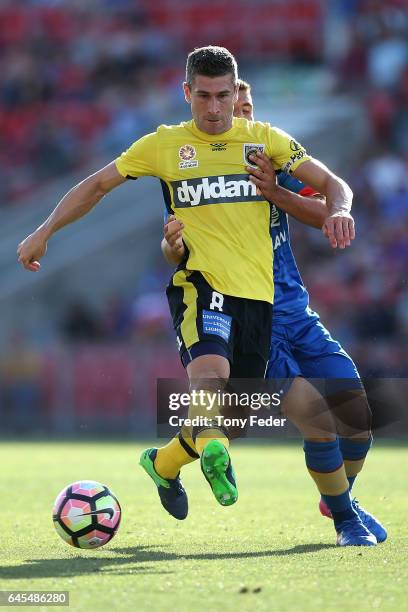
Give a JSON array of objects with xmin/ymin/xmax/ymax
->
[{"xmin": 1, "ymin": 441, "xmax": 407, "ymax": 611}]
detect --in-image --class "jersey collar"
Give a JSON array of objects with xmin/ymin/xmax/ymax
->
[{"xmin": 188, "ymin": 118, "xmax": 238, "ymax": 141}]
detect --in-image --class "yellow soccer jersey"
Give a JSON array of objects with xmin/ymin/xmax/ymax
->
[{"xmin": 115, "ymin": 117, "xmax": 310, "ymax": 303}]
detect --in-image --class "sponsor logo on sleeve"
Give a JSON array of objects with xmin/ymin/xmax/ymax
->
[{"xmin": 282, "ymin": 148, "xmax": 307, "ymax": 173}]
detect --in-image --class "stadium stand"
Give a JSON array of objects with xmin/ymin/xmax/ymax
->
[{"xmin": 0, "ymin": 0, "xmax": 406, "ymax": 434}]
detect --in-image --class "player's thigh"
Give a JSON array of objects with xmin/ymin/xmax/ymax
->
[
  {"xmin": 230, "ymin": 352, "xmax": 268, "ymax": 378},
  {"xmin": 262, "ymin": 324, "xmax": 335, "ymax": 439},
  {"xmin": 225, "ymin": 297, "xmax": 272, "ymax": 379},
  {"xmin": 293, "ymin": 317, "xmax": 362, "ymax": 392},
  {"xmin": 224, "ymin": 302, "xmax": 272, "ymax": 438},
  {"xmin": 167, "ymin": 271, "xmax": 238, "ymax": 437},
  {"xmin": 293, "ymin": 318, "xmax": 360, "ymax": 380},
  {"xmin": 281, "ymin": 376, "xmax": 337, "ymax": 440},
  {"xmin": 293, "ymin": 320, "xmax": 370, "ymax": 437},
  {"xmin": 237, "ymin": 298, "xmax": 272, "ymax": 375},
  {"xmin": 166, "ymin": 269, "xmax": 236, "ymax": 369},
  {"xmin": 300, "ymin": 351, "xmax": 371, "ymax": 436},
  {"xmin": 225, "ymin": 352, "xmax": 269, "ymax": 439},
  {"xmin": 265, "ymin": 324, "xmax": 302, "ymax": 407},
  {"xmin": 267, "ymin": 323, "xmax": 302, "ymax": 380}
]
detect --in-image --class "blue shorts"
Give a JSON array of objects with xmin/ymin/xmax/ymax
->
[{"xmin": 267, "ymin": 316, "xmax": 362, "ymax": 392}]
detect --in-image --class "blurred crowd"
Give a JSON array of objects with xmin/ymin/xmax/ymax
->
[
  {"xmin": 0, "ymin": 2, "xmax": 183, "ymax": 203},
  {"xmin": 0, "ymin": 0, "xmax": 323, "ymax": 204},
  {"xmin": 300, "ymin": 0, "xmax": 408, "ymax": 376},
  {"xmin": 0, "ymin": 0, "xmax": 407, "ymax": 433}
]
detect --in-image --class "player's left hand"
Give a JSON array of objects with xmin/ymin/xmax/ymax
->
[
  {"xmin": 322, "ymin": 212, "xmax": 355, "ymax": 249},
  {"xmin": 246, "ymin": 152, "xmax": 278, "ymax": 199}
]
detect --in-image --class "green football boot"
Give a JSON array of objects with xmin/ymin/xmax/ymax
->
[
  {"xmin": 200, "ymin": 440, "xmax": 238, "ymax": 506},
  {"xmin": 139, "ymin": 448, "xmax": 188, "ymax": 520}
]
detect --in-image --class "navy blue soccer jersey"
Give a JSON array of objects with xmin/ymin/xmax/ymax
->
[{"xmin": 271, "ymin": 172, "xmax": 320, "ymax": 324}]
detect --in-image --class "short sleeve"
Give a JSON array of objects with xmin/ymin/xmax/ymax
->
[
  {"xmin": 115, "ymin": 132, "xmax": 158, "ymax": 179},
  {"xmin": 266, "ymin": 126, "xmax": 311, "ymax": 174},
  {"xmin": 278, "ymin": 173, "xmax": 319, "ymax": 197},
  {"xmin": 278, "ymin": 172, "xmax": 305, "ymax": 193}
]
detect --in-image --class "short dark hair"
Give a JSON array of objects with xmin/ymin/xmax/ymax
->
[
  {"xmin": 185, "ymin": 46, "xmax": 238, "ymax": 87},
  {"xmin": 237, "ymin": 78, "xmax": 251, "ymax": 92}
]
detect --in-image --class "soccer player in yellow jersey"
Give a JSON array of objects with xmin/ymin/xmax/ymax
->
[
  {"xmin": 17, "ymin": 46, "xmax": 365, "ymax": 543},
  {"xmin": 159, "ymin": 80, "xmax": 384, "ymax": 547}
]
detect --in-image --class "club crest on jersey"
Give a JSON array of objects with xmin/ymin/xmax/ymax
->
[
  {"xmin": 179, "ymin": 144, "xmax": 198, "ymax": 169},
  {"xmin": 290, "ymin": 139, "xmax": 302, "ymax": 152},
  {"xmin": 244, "ymin": 143, "xmax": 265, "ymax": 168}
]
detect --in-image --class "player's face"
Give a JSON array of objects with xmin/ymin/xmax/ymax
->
[
  {"xmin": 184, "ymin": 74, "xmax": 238, "ymax": 135},
  {"xmin": 234, "ymin": 89, "xmax": 254, "ymax": 121}
]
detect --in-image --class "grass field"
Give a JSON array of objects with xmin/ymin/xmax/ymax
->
[{"xmin": 1, "ymin": 441, "xmax": 407, "ymax": 612}]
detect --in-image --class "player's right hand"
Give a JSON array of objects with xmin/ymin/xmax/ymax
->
[
  {"xmin": 17, "ymin": 229, "xmax": 48, "ymax": 272},
  {"xmin": 164, "ymin": 215, "xmax": 185, "ymax": 258}
]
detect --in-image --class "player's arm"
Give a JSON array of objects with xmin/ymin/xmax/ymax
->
[
  {"xmin": 161, "ymin": 215, "xmax": 185, "ymax": 265},
  {"xmin": 292, "ymin": 158, "xmax": 354, "ymax": 248},
  {"xmin": 18, "ymin": 132, "xmax": 157, "ymax": 271},
  {"xmin": 17, "ymin": 162, "xmax": 126, "ymax": 271},
  {"xmin": 271, "ymin": 189, "xmax": 327, "ymax": 229},
  {"xmin": 247, "ymin": 153, "xmax": 327, "ymax": 229},
  {"xmin": 248, "ymin": 151, "xmax": 354, "ymax": 249}
]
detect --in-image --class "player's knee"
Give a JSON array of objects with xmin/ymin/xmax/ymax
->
[
  {"xmin": 187, "ymin": 354, "xmax": 230, "ymax": 387},
  {"xmin": 281, "ymin": 378, "xmax": 337, "ymax": 438},
  {"xmin": 329, "ymin": 389, "xmax": 372, "ymax": 438}
]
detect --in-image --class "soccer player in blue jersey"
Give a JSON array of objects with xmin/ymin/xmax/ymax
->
[{"xmin": 157, "ymin": 79, "xmax": 386, "ymax": 546}]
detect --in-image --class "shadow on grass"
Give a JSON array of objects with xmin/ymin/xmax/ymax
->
[
  {"xmin": 0, "ymin": 543, "xmax": 334, "ymax": 580},
  {"xmin": 115, "ymin": 542, "xmax": 334, "ymax": 562},
  {"xmin": 0, "ymin": 545, "xmax": 173, "ymax": 580}
]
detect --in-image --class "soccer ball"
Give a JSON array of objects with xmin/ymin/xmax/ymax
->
[{"xmin": 52, "ymin": 480, "xmax": 121, "ymax": 549}]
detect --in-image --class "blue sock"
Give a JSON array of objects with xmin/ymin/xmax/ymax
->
[
  {"xmin": 304, "ymin": 440, "xmax": 358, "ymax": 528},
  {"xmin": 321, "ymin": 490, "xmax": 357, "ymax": 527}
]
